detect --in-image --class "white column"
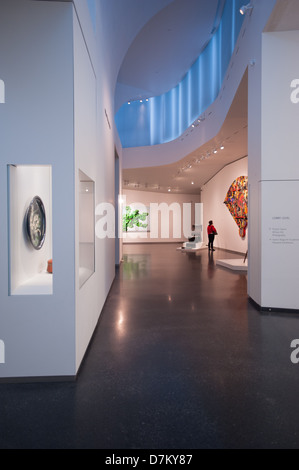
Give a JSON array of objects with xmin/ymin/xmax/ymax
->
[{"xmin": 249, "ymin": 30, "xmax": 299, "ymax": 310}]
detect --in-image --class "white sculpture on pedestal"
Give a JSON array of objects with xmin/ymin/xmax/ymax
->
[{"xmin": 183, "ymin": 224, "xmax": 203, "ymax": 250}]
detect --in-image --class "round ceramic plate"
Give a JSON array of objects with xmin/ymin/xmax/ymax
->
[{"xmin": 26, "ymin": 196, "xmax": 46, "ymax": 250}]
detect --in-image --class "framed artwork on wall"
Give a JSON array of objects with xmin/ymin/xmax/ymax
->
[
  {"xmin": 122, "ymin": 205, "xmax": 150, "ymax": 232},
  {"xmin": 224, "ymin": 176, "xmax": 248, "ymax": 238}
]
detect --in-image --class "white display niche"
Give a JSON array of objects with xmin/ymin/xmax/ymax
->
[
  {"xmin": 79, "ymin": 170, "xmax": 95, "ymax": 288},
  {"xmin": 8, "ymin": 165, "xmax": 53, "ymax": 295}
]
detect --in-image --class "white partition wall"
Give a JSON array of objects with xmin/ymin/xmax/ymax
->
[
  {"xmin": 259, "ymin": 31, "xmax": 299, "ymax": 310},
  {"xmin": 249, "ymin": 29, "xmax": 299, "ymax": 311},
  {"xmin": 73, "ymin": 9, "xmax": 101, "ymax": 369},
  {"xmin": 0, "ymin": 0, "xmax": 118, "ymax": 380},
  {"xmin": 0, "ymin": 0, "xmax": 76, "ymax": 379}
]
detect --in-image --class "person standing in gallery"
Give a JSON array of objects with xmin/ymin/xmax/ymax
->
[{"xmin": 207, "ymin": 220, "xmax": 217, "ymax": 251}]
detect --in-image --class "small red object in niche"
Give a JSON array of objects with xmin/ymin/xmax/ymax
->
[{"xmin": 47, "ymin": 259, "xmax": 53, "ymax": 274}]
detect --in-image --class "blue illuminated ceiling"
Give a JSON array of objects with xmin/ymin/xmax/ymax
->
[
  {"xmin": 115, "ymin": 0, "xmax": 245, "ymax": 148},
  {"xmin": 115, "ymin": 0, "xmax": 225, "ymax": 109},
  {"xmin": 87, "ymin": 0, "xmax": 96, "ymax": 30}
]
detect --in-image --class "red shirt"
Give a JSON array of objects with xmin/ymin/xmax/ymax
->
[{"xmin": 207, "ymin": 224, "xmax": 216, "ymax": 235}]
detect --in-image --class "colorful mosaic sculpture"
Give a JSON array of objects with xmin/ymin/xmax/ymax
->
[{"xmin": 224, "ymin": 176, "xmax": 248, "ymax": 238}]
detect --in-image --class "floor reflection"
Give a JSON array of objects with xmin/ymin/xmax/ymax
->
[
  {"xmin": 2, "ymin": 243, "xmax": 299, "ymax": 449},
  {"xmin": 207, "ymin": 250, "xmax": 215, "ymax": 278},
  {"xmin": 121, "ymin": 253, "xmax": 151, "ymax": 280}
]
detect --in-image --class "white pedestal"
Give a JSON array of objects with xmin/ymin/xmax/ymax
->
[
  {"xmin": 182, "ymin": 241, "xmax": 204, "ymax": 251},
  {"xmin": 216, "ymin": 258, "xmax": 248, "ymax": 271}
]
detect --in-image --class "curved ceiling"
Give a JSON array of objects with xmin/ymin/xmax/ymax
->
[
  {"xmin": 123, "ymin": 72, "xmax": 248, "ymax": 194},
  {"xmin": 115, "ymin": 0, "xmax": 225, "ymax": 110},
  {"xmin": 115, "ymin": 0, "xmax": 249, "ymax": 195}
]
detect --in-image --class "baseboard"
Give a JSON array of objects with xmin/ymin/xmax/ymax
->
[
  {"xmin": 249, "ymin": 296, "xmax": 299, "ymax": 314},
  {"xmin": 214, "ymin": 247, "xmax": 247, "ymax": 256},
  {"xmin": 0, "ymin": 375, "xmax": 76, "ymax": 384}
]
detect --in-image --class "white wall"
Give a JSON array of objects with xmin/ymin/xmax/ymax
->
[
  {"xmin": 73, "ymin": 4, "xmax": 118, "ymax": 371},
  {"xmin": 73, "ymin": 10, "xmax": 98, "ymax": 370},
  {"xmin": 123, "ymin": 189, "xmax": 201, "ymax": 243},
  {"xmin": 0, "ymin": 0, "xmax": 121, "ymax": 379},
  {"xmin": 258, "ymin": 31, "xmax": 299, "ymax": 310},
  {"xmin": 0, "ymin": 0, "xmax": 76, "ymax": 378},
  {"xmin": 201, "ymin": 158, "xmax": 248, "ymax": 254}
]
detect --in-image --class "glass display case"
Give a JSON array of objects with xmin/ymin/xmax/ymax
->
[
  {"xmin": 79, "ymin": 170, "xmax": 95, "ymax": 288},
  {"xmin": 8, "ymin": 164, "xmax": 53, "ymax": 295}
]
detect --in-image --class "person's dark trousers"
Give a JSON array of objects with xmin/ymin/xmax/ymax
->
[{"xmin": 208, "ymin": 234, "xmax": 215, "ymax": 251}]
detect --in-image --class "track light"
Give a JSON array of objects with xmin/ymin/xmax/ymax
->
[{"xmin": 240, "ymin": 3, "xmax": 253, "ymax": 15}]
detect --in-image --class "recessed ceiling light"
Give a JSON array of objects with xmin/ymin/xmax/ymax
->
[{"xmin": 191, "ymin": 182, "xmax": 194, "ymax": 185}]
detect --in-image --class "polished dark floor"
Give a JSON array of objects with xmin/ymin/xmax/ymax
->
[{"xmin": 1, "ymin": 243, "xmax": 299, "ymax": 449}]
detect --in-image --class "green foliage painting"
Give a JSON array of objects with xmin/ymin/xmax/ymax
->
[{"xmin": 122, "ymin": 206, "xmax": 149, "ymax": 232}]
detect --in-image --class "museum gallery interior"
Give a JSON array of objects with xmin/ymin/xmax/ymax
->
[{"xmin": 0, "ymin": 0, "xmax": 299, "ymax": 450}]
